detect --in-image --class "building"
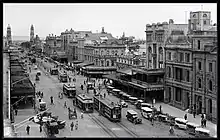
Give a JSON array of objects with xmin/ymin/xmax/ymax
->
[
  {"xmin": 44, "ymin": 34, "xmax": 66, "ymax": 62},
  {"xmin": 164, "ymin": 30, "xmax": 193, "ymax": 111},
  {"xmin": 6, "ymin": 24, "xmax": 12, "ymax": 46},
  {"xmin": 30, "ymin": 24, "xmax": 34, "ymax": 44},
  {"xmin": 145, "ymin": 20, "xmax": 188, "ymax": 69},
  {"xmin": 116, "ymin": 53, "xmax": 147, "ymax": 70}
]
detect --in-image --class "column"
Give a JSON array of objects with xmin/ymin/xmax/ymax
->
[{"xmin": 202, "ymin": 95, "xmax": 206, "ymax": 114}]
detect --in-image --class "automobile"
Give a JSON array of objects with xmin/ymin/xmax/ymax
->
[
  {"xmin": 34, "ymin": 65, "xmax": 38, "ymax": 70},
  {"xmin": 126, "ymin": 110, "xmax": 142, "ymax": 124},
  {"xmin": 174, "ymin": 118, "xmax": 188, "ymax": 130},
  {"xmin": 120, "ymin": 100, "xmax": 128, "ymax": 108}
]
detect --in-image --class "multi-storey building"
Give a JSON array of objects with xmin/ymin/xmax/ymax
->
[
  {"xmin": 44, "ymin": 34, "xmax": 65, "ymax": 61},
  {"xmin": 116, "ymin": 53, "xmax": 146, "ymax": 70},
  {"xmin": 145, "ymin": 20, "xmax": 188, "ymax": 69},
  {"xmin": 164, "ymin": 30, "xmax": 192, "ymax": 111}
]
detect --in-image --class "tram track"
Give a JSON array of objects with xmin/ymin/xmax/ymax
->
[{"xmin": 87, "ymin": 113, "xmax": 117, "ymax": 138}]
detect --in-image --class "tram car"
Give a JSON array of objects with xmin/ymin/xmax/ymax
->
[
  {"xmin": 50, "ymin": 68, "xmax": 58, "ymax": 75},
  {"xmin": 63, "ymin": 83, "xmax": 76, "ymax": 98},
  {"xmin": 75, "ymin": 94, "xmax": 94, "ymax": 113},
  {"xmin": 93, "ymin": 96, "xmax": 121, "ymax": 122},
  {"xmin": 58, "ymin": 71, "xmax": 68, "ymax": 83}
]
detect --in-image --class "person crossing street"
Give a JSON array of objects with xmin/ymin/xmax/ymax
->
[
  {"xmin": 70, "ymin": 122, "xmax": 74, "ymax": 131},
  {"xmin": 26, "ymin": 125, "xmax": 30, "ymax": 135}
]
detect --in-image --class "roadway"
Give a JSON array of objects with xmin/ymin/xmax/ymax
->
[{"xmin": 30, "ymin": 57, "xmax": 194, "ymax": 138}]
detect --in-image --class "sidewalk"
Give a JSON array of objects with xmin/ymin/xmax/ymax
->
[
  {"xmin": 153, "ymin": 102, "xmax": 217, "ymax": 137},
  {"xmin": 14, "ymin": 108, "xmax": 45, "ymax": 137}
]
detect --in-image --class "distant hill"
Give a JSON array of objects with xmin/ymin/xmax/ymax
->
[{"xmin": 12, "ymin": 36, "xmax": 45, "ymax": 41}]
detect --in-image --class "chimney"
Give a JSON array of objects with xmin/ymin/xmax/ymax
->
[
  {"xmin": 52, "ymin": 34, "xmax": 53, "ymax": 36},
  {"xmin": 49, "ymin": 34, "xmax": 50, "ymax": 37},
  {"xmin": 102, "ymin": 27, "xmax": 104, "ymax": 33}
]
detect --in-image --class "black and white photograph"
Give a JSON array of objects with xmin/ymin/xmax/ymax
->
[{"xmin": 3, "ymin": 3, "xmax": 217, "ymax": 138}]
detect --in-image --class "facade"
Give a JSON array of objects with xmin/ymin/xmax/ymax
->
[
  {"xmin": 164, "ymin": 31, "xmax": 193, "ymax": 111},
  {"xmin": 44, "ymin": 34, "xmax": 63, "ymax": 58},
  {"xmin": 30, "ymin": 24, "xmax": 34, "ymax": 44},
  {"xmin": 6, "ymin": 24, "xmax": 12, "ymax": 45},
  {"xmin": 116, "ymin": 53, "xmax": 147, "ymax": 70},
  {"xmin": 145, "ymin": 20, "xmax": 188, "ymax": 69},
  {"xmin": 192, "ymin": 34, "xmax": 217, "ymax": 123}
]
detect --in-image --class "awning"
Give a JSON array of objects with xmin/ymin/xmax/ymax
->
[
  {"xmin": 117, "ymin": 68, "xmax": 132, "ymax": 75},
  {"xmin": 128, "ymin": 81, "xmax": 147, "ymax": 89},
  {"xmin": 76, "ymin": 62, "xmax": 94, "ymax": 67},
  {"xmin": 87, "ymin": 71, "xmax": 104, "ymax": 74}
]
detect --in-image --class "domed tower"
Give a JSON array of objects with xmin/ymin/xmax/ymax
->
[
  {"xmin": 30, "ymin": 24, "xmax": 34, "ymax": 44},
  {"xmin": 6, "ymin": 24, "xmax": 12, "ymax": 45}
]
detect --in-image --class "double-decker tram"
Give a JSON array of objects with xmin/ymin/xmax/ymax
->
[
  {"xmin": 50, "ymin": 67, "xmax": 58, "ymax": 75},
  {"xmin": 58, "ymin": 71, "xmax": 68, "ymax": 83},
  {"xmin": 75, "ymin": 94, "xmax": 94, "ymax": 113},
  {"xmin": 63, "ymin": 83, "xmax": 76, "ymax": 98},
  {"xmin": 93, "ymin": 96, "xmax": 121, "ymax": 122}
]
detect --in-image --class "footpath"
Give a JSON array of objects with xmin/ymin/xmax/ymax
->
[{"xmin": 153, "ymin": 102, "xmax": 217, "ymax": 137}]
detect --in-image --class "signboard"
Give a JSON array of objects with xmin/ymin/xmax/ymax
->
[{"xmin": 113, "ymin": 115, "xmax": 116, "ymax": 118}]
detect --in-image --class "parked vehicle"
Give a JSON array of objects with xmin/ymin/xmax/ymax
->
[
  {"xmin": 141, "ymin": 107, "xmax": 153, "ymax": 120},
  {"xmin": 39, "ymin": 102, "xmax": 47, "ymax": 111},
  {"xmin": 195, "ymin": 127, "xmax": 210, "ymax": 138},
  {"xmin": 126, "ymin": 110, "xmax": 142, "ymax": 124},
  {"xmin": 128, "ymin": 97, "xmax": 138, "ymax": 104},
  {"xmin": 157, "ymin": 114, "xmax": 168, "ymax": 123},
  {"xmin": 186, "ymin": 122, "xmax": 200, "ymax": 135},
  {"xmin": 140, "ymin": 103, "xmax": 152, "ymax": 109},
  {"xmin": 120, "ymin": 100, "xmax": 128, "ymax": 108},
  {"xmin": 135, "ymin": 100, "xmax": 143, "ymax": 109},
  {"xmin": 174, "ymin": 118, "xmax": 188, "ymax": 130}
]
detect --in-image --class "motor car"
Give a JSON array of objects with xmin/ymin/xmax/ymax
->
[
  {"xmin": 120, "ymin": 100, "xmax": 128, "ymax": 108},
  {"xmin": 126, "ymin": 110, "xmax": 142, "ymax": 124}
]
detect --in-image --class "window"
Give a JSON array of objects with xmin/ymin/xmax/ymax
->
[
  {"xmin": 185, "ymin": 53, "xmax": 190, "ymax": 62},
  {"xmin": 107, "ymin": 50, "xmax": 109, "ymax": 55},
  {"xmin": 179, "ymin": 52, "xmax": 184, "ymax": 62},
  {"xmin": 168, "ymin": 52, "xmax": 171, "ymax": 60},
  {"xmin": 146, "ymin": 34, "xmax": 152, "ymax": 42},
  {"xmin": 203, "ymin": 14, "xmax": 207, "ymax": 17},
  {"xmin": 54, "ymin": 41, "xmax": 56, "ymax": 46},
  {"xmin": 101, "ymin": 50, "xmax": 104, "ymax": 55},
  {"xmin": 112, "ymin": 61, "xmax": 114, "ymax": 66},
  {"xmin": 198, "ymin": 61, "xmax": 202, "ymax": 70},
  {"xmin": 204, "ymin": 20, "xmax": 206, "ymax": 25},
  {"xmin": 96, "ymin": 50, "xmax": 98, "ymax": 54},
  {"xmin": 209, "ymin": 63, "xmax": 212, "ymax": 72},
  {"xmin": 115, "ymin": 50, "xmax": 118, "ymax": 55},
  {"xmin": 153, "ymin": 44, "xmax": 157, "ymax": 54},
  {"xmin": 209, "ymin": 80, "xmax": 213, "ymax": 91},
  {"xmin": 198, "ymin": 40, "xmax": 200, "ymax": 50},
  {"xmin": 186, "ymin": 70, "xmax": 190, "ymax": 82},
  {"xmin": 193, "ymin": 14, "xmax": 196, "ymax": 17},
  {"xmin": 198, "ymin": 78, "xmax": 202, "ymax": 88},
  {"xmin": 167, "ymin": 66, "xmax": 171, "ymax": 78},
  {"xmin": 112, "ymin": 50, "xmax": 114, "ymax": 55},
  {"xmin": 175, "ymin": 88, "xmax": 182, "ymax": 102}
]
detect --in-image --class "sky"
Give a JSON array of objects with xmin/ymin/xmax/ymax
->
[{"xmin": 3, "ymin": 3, "xmax": 217, "ymax": 40}]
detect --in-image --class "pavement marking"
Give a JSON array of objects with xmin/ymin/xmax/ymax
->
[{"xmin": 111, "ymin": 127, "xmax": 122, "ymax": 131}]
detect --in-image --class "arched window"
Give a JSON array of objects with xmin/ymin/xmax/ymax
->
[
  {"xmin": 209, "ymin": 80, "xmax": 213, "ymax": 91},
  {"xmin": 106, "ymin": 50, "xmax": 109, "ymax": 55},
  {"xmin": 159, "ymin": 47, "xmax": 163, "ymax": 61},
  {"xmin": 198, "ymin": 78, "xmax": 202, "ymax": 88},
  {"xmin": 101, "ymin": 50, "xmax": 104, "ymax": 55},
  {"xmin": 112, "ymin": 61, "xmax": 114, "ymax": 66},
  {"xmin": 115, "ymin": 50, "xmax": 118, "ymax": 55},
  {"xmin": 203, "ymin": 14, "xmax": 207, "ymax": 17},
  {"xmin": 106, "ymin": 61, "xmax": 109, "ymax": 66},
  {"xmin": 148, "ymin": 47, "xmax": 152, "ymax": 68}
]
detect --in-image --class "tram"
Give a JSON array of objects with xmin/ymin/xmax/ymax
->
[
  {"xmin": 63, "ymin": 83, "xmax": 76, "ymax": 98},
  {"xmin": 75, "ymin": 94, "xmax": 94, "ymax": 113},
  {"xmin": 93, "ymin": 96, "xmax": 121, "ymax": 122},
  {"xmin": 50, "ymin": 68, "xmax": 58, "ymax": 75},
  {"xmin": 58, "ymin": 71, "xmax": 68, "ymax": 83}
]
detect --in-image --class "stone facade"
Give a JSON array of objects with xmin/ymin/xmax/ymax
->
[
  {"xmin": 44, "ymin": 34, "xmax": 62, "ymax": 57},
  {"xmin": 164, "ymin": 32, "xmax": 193, "ymax": 111},
  {"xmin": 145, "ymin": 20, "xmax": 188, "ymax": 69},
  {"xmin": 192, "ymin": 34, "xmax": 217, "ymax": 123}
]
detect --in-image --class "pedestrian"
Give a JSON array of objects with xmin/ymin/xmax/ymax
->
[
  {"xmin": 184, "ymin": 114, "xmax": 187, "ymax": 120},
  {"xmin": 81, "ymin": 84, "xmax": 84, "ymax": 90},
  {"xmin": 64, "ymin": 101, "xmax": 67, "ymax": 108},
  {"xmin": 15, "ymin": 109, "xmax": 18, "ymax": 116},
  {"xmin": 193, "ymin": 110, "xmax": 196, "ymax": 118},
  {"xmin": 201, "ymin": 114, "xmax": 204, "ymax": 120},
  {"xmin": 50, "ymin": 96, "xmax": 54, "ymax": 104},
  {"xmin": 75, "ymin": 121, "xmax": 78, "ymax": 130},
  {"xmin": 159, "ymin": 105, "xmax": 162, "ymax": 113},
  {"xmin": 70, "ymin": 122, "xmax": 74, "ymax": 131},
  {"xmin": 203, "ymin": 114, "xmax": 206, "ymax": 127},
  {"xmin": 26, "ymin": 125, "xmax": 30, "ymax": 135},
  {"xmin": 201, "ymin": 118, "xmax": 204, "ymax": 127},
  {"xmin": 104, "ymin": 93, "xmax": 106, "ymax": 98},
  {"xmin": 39, "ymin": 124, "xmax": 42, "ymax": 133},
  {"xmin": 73, "ymin": 99, "xmax": 75, "ymax": 106}
]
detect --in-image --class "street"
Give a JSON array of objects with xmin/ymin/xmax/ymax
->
[{"xmin": 26, "ymin": 57, "xmax": 195, "ymax": 138}]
